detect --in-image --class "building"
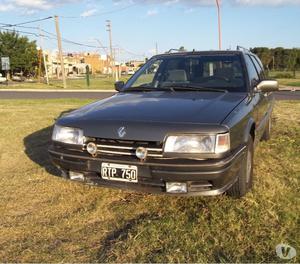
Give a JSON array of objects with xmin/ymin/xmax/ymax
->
[
  {"xmin": 45, "ymin": 51, "xmax": 112, "ymax": 78},
  {"xmin": 126, "ymin": 60, "xmax": 145, "ymax": 70}
]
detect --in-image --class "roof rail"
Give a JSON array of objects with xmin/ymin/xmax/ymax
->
[
  {"xmin": 236, "ymin": 46, "xmax": 251, "ymax": 53},
  {"xmin": 166, "ymin": 49, "xmax": 186, "ymax": 53}
]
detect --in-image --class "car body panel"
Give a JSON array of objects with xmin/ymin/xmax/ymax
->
[
  {"xmin": 58, "ymin": 92, "xmax": 247, "ymax": 124},
  {"xmin": 48, "ymin": 143, "xmax": 246, "ymax": 196}
]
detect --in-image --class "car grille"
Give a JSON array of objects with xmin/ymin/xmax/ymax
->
[{"xmin": 84, "ymin": 138, "xmax": 164, "ymax": 158}]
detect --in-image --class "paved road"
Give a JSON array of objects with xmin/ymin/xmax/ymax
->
[
  {"xmin": 273, "ymin": 91, "xmax": 300, "ymax": 100},
  {"xmin": 0, "ymin": 91, "xmax": 115, "ymax": 100},
  {"xmin": 0, "ymin": 90, "xmax": 299, "ymax": 100}
]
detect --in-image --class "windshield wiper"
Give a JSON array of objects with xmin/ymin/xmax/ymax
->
[
  {"xmin": 123, "ymin": 84, "xmax": 226, "ymax": 93},
  {"xmin": 161, "ymin": 84, "xmax": 227, "ymax": 93},
  {"xmin": 124, "ymin": 85, "xmax": 176, "ymax": 92},
  {"xmin": 123, "ymin": 86, "xmax": 157, "ymax": 92}
]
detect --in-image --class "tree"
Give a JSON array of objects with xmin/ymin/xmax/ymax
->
[
  {"xmin": 287, "ymin": 48, "xmax": 298, "ymax": 77},
  {"xmin": 0, "ymin": 31, "xmax": 38, "ymax": 76},
  {"xmin": 251, "ymin": 47, "xmax": 300, "ymax": 72},
  {"xmin": 251, "ymin": 47, "xmax": 273, "ymax": 70}
]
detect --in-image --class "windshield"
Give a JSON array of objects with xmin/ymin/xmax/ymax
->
[{"xmin": 125, "ymin": 54, "xmax": 246, "ymax": 92}]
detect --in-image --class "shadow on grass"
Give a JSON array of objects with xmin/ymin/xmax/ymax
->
[
  {"xmin": 97, "ymin": 212, "xmax": 160, "ymax": 262},
  {"xmin": 23, "ymin": 109, "xmax": 75, "ymax": 177}
]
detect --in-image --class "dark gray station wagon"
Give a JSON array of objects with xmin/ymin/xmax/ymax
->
[{"xmin": 49, "ymin": 48, "xmax": 278, "ymax": 198}]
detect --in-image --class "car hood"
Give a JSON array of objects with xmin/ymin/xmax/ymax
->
[{"xmin": 57, "ymin": 91, "xmax": 246, "ymax": 141}]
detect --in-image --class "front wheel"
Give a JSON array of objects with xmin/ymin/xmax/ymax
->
[{"xmin": 227, "ymin": 136, "xmax": 254, "ymax": 198}]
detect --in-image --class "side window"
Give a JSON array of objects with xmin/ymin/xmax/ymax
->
[
  {"xmin": 131, "ymin": 60, "xmax": 162, "ymax": 87},
  {"xmin": 250, "ymin": 55, "xmax": 265, "ymax": 80},
  {"xmin": 245, "ymin": 55, "xmax": 259, "ymax": 88}
]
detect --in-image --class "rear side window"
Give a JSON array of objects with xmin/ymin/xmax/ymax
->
[
  {"xmin": 250, "ymin": 56, "xmax": 265, "ymax": 80},
  {"xmin": 245, "ymin": 55, "xmax": 260, "ymax": 88}
]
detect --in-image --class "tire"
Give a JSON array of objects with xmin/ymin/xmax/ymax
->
[
  {"xmin": 227, "ymin": 136, "xmax": 254, "ymax": 198},
  {"xmin": 261, "ymin": 116, "xmax": 271, "ymax": 141}
]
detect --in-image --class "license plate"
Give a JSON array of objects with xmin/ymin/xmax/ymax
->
[{"xmin": 101, "ymin": 163, "xmax": 138, "ymax": 183}]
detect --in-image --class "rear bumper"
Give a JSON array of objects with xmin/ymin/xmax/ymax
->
[{"xmin": 48, "ymin": 145, "xmax": 246, "ymax": 196}]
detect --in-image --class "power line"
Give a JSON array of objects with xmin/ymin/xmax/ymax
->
[
  {"xmin": 0, "ymin": 27, "xmax": 144, "ymax": 58},
  {"xmin": 0, "ymin": 23, "xmax": 145, "ymax": 59},
  {"xmin": 0, "ymin": 26, "xmax": 43, "ymax": 38},
  {"xmin": 0, "ymin": 12, "xmax": 147, "ymax": 57},
  {"xmin": 38, "ymin": 29, "xmax": 109, "ymax": 50},
  {"xmin": 0, "ymin": 24, "xmax": 40, "ymax": 30},
  {"xmin": 20, "ymin": 27, "xmax": 107, "ymax": 49},
  {"xmin": 0, "ymin": 24, "xmax": 52, "ymax": 38},
  {"xmin": 8, "ymin": 17, "xmax": 53, "ymax": 27},
  {"xmin": 0, "ymin": 16, "xmax": 54, "ymax": 38},
  {"xmin": 0, "ymin": 27, "xmax": 65, "ymax": 46},
  {"xmin": 117, "ymin": 45, "xmax": 146, "ymax": 57},
  {"xmin": 39, "ymin": 28, "xmax": 101, "ymax": 48},
  {"xmin": 0, "ymin": 26, "xmax": 106, "ymax": 50},
  {"xmin": 61, "ymin": 38, "xmax": 103, "ymax": 49},
  {"xmin": 40, "ymin": 28, "xmax": 57, "ymax": 37}
]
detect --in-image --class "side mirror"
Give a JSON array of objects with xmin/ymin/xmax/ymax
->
[
  {"xmin": 256, "ymin": 80, "xmax": 279, "ymax": 93},
  {"xmin": 114, "ymin": 81, "xmax": 125, "ymax": 92}
]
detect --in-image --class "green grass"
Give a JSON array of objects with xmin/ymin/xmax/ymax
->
[
  {"xmin": 0, "ymin": 99, "xmax": 299, "ymax": 262},
  {"xmin": 268, "ymin": 70, "xmax": 300, "ymax": 79},
  {"xmin": 287, "ymin": 81, "xmax": 300, "ymax": 87},
  {"xmin": 268, "ymin": 70, "xmax": 300, "ymax": 87},
  {"xmin": 278, "ymin": 80, "xmax": 300, "ymax": 87},
  {"xmin": 0, "ymin": 76, "xmax": 129, "ymax": 90}
]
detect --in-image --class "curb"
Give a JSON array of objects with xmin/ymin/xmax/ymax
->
[{"xmin": 279, "ymin": 86, "xmax": 300, "ymax": 91}]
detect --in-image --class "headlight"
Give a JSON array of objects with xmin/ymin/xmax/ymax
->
[
  {"xmin": 164, "ymin": 133, "xmax": 230, "ymax": 154},
  {"xmin": 52, "ymin": 125, "xmax": 84, "ymax": 145}
]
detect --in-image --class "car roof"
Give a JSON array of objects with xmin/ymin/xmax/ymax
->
[{"xmin": 152, "ymin": 50, "xmax": 252, "ymax": 59}]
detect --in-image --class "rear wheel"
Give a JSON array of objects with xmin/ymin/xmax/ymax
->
[
  {"xmin": 227, "ymin": 136, "xmax": 254, "ymax": 198},
  {"xmin": 261, "ymin": 116, "xmax": 271, "ymax": 141}
]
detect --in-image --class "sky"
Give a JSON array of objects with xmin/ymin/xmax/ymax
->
[{"xmin": 0, "ymin": 0, "xmax": 299, "ymax": 61}]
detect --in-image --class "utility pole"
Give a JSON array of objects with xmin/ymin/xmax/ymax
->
[
  {"xmin": 155, "ymin": 42, "xmax": 158, "ymax": 55},
  {"xmin": 54, "ymin": 15, "xmax": 67, "ymax": 88},
  {"xmin": 39, "ymin": 26, "xmax": 49, "ymax": 85},
  {"xmin": 215, "ymin": 0, "xmax": 222, "ymax": 50},
  {"xmin": 113, "ymin": 47, "xmax": 119, "ymax": 81},
  {"xmin": 116, "ymin": 47, "xmax": 121, "ymax": 81},
  {"xmin": 106, "ymin": 20, "xmax": 115, "ymax": 80},
  {"xmin": 37, "ymin": 47, "xmax": 42, "ymax": 82}
]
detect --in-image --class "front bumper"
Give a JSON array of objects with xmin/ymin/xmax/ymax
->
[{"xmin": 48, "ymin": 145, "xmax": 246, "ymax": 196}]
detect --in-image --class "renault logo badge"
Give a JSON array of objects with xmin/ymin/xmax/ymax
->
[{"xmin": 118, "ymin": 126, "xmax": 126, "ymax": 138}]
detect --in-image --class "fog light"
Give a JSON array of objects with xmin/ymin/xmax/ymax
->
[
  {"xmin": 69, "ymin": 171, "xmax": 85, "ymax": 181},
  {"xmin": 136, "ymin": 147, "xmax": 148, "ymax": 160},
  {"xmin": 166, "ymin": 182, "xmax": 187, "ymax": 193},
  {"xmin": 87, "ymin": 142, "xmax": 98, "ymax": 156}
]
